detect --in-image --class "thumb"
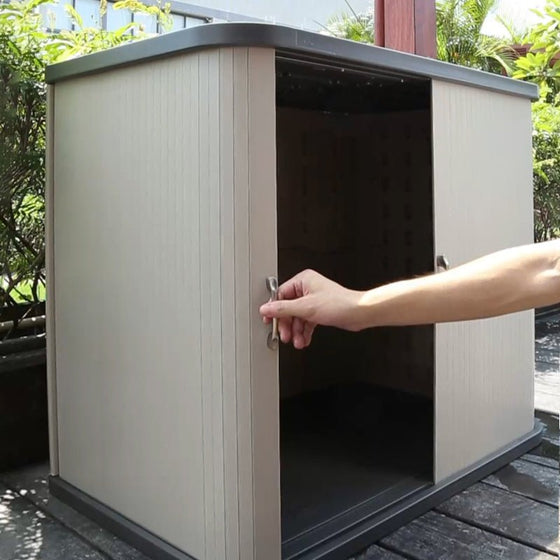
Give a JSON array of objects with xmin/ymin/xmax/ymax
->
[{"xmin": 260, "ymin": 298, "xmax": 305, "ymax": 319}]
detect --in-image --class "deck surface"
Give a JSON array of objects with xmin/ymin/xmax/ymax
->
[{"xmin": 0, "ymin": 313, "xmax": 558, "ymax": 560}]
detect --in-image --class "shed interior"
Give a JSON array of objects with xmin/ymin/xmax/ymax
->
[{"xmin": 275, "ymin": 58, "xmax": 436, "ymax": 551}]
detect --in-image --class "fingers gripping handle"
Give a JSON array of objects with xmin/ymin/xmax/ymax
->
[{"xmin": 266, "ymin": 276, "xmax": 279, "ymax": 350}]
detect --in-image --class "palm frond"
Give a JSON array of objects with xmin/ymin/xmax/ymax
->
[{"xmin": 436, "ymin": 0, "xmax": 510, "ymax": 72}]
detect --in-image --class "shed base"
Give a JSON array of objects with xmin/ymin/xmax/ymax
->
[{"xmin": 49, "ymin": 422, "xmax": 542, "ymax": 560}]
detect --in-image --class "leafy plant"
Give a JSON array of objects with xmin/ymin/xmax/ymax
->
[
  {"xmin": 46, "ymin": 0, "xmax": 171, "ymax": 61},
  {"xmin": 323, "ymin": 2, "xmax": 374, "ymax": 44},
  {"xmin": 512, "ymin": 0, "xmax": 560, "ymax": 96},
  {"xmin": 0, "ymin": 0, "xmax": 47, "ymax": 305},
  {"xmin": 435, "ymin": 0, "xmax": 515, "ymax": 73},
  {"xmin": 0, "ymin": 0, "xmax": 170, "ymax": 307},
  {"xmin": 514, "ymin": 0, "xmax": 560, "ymax": 241},
  {"xmin": 532, "ymin": 98, "xmax": 560, "ymax": 241},
  {"xmin": 323, "ymin": 0, "xmax": 514, "ymax": 73},
  {"xmin": 493, "ymin": 13, "xmax": 529, "ymax": 46}
]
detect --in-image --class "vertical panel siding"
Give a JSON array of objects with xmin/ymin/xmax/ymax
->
[
  {"xmin": 45, "ymin": 85, "xmax": 59, "ymax": 476},
  {"xmin": 53, "ymin": 46, "xmax": 280, "ymax": 559},
  {"xmin": 199, "ymin": 49, "xmax": 227, "ymax": 559},
  {"xmin": 246, "ymin": 48, "xmax": 281, "ymax": 560},
  {"xmin": 219, "ymin": 48, "xmax": 240, "ymax": 560},
  {"xmin": 228, "ymin": 47, "xmax": 280, "ymax": 560},
  {"xmin": 53, "ymin": 54, "xmax": 213, "ymax": 557},
  {"xmin": 231, "ymin": 47, "xmax": 255, "ymax": 560},
  {"xmin": 432, "ymin": 81, "xmax": 535, "ymax": 482},
  {"xmin": 199, "ymin": 50, "xmax": 214, "ymax": 560},
  {"xmin": 210, "ymin": 51, "xmax": 227, "ymax": 560}
]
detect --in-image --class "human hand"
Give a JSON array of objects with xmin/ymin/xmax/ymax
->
[{"xmin": 259, "ymin": 269, "xmax": 363, "ymax": 349}]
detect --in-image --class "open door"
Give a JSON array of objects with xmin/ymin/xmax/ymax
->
[{"xmin": 432, "ymin": 80, "xmax": 535, "ymax": 482}]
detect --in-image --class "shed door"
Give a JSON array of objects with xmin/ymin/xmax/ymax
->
[
  {"xmin": 52, "ymin": 46, "xmax": 280, "ymax": 560},
  {"xmin": 432, "ymin": 80, "xmax": 535, "ymax": 482}
]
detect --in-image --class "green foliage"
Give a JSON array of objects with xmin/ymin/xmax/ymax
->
[
  {"xmin": 324, "ymin": 3, "xmax": 374, "ymax": 44},
  {"xmin": 492, "ymin": 13, "xmax": 529, "ymax": 45},
  {"xmin": 532, "ymin": 98, "xmax": 560, "ymax": 241},
  {"xmin": 0, "ymin": 0, "xmax": 47, "ymax": 306},
  {"xmin": 514, "ymin": 0, "xmax": 560, "ymax": 241},
  {"xmin": 0, "ymin": 0, "xmax": 170, "ymax": 307},
  {"xmin": 512, "ymin": 0, "xmax": 560, "ymax": 96},
  {"xmin": 47, "ymin": 0, "xmax": 171, "ymax": 61},
  {"xmin": 435, "ymin": 0, "xmax": 514, "ymax": 73},
  {"xmin": 324, "ymin": 0, "xmax": 514, "ymax": 73}
]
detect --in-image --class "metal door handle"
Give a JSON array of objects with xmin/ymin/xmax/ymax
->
[
  {"xmin": 266, "ymin": 276, "xmax": 279, "ymax": 350},
  {"xmin": 436, "ymin": 254, "xmax": 450, "ymax": 271}
]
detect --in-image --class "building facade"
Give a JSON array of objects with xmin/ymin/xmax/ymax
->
[{"xmin": 40, "ymin": 0, "xmax": 372, "ymax": 34}]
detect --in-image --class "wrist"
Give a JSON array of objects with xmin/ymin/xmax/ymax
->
[
  {"xmin": 353, "ymin": 283, "xmax": 403, "ymax": 330},
  {"xmin": 346, "ymin": 289, "xmax": 372, "ymax": 331}
]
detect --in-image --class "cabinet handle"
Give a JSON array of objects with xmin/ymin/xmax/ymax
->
[
  {"xmin": 436, "ymin": 254, "xmax": 450, "ymax": 271},
  {"xmin": 266, "ymin": 276, "xmax": 279, "ymax": 350}
]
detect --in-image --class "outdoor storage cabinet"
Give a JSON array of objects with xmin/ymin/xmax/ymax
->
[{"xmin": 46, "ymin": 23, "xmax": 541, "ymax": 560}]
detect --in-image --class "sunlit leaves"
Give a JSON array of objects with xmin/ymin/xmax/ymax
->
[
  {"xmin": 0, "ymin": 0, "xmax": 171, "ymax": 304},
  {"xmin": 512, "ymin": 0, "xmax": 560, "ymax": 241},
  {"xmin": 435, "ymin": 0, "xmax": 516, "ymax": 73}
]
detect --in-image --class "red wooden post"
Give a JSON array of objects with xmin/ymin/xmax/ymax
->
[
  {"xmin": 374, "ymin": 0, "xmax": 385, "ymax": 48},
  {"xmin": 375, "ymin": 0, "xmax": 436, "ymax": 58}
]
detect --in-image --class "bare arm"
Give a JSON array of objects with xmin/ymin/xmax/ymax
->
[
  {"xmin": 259, "ymin": 240, "xmax": 560, "ymax": 349},
  {"xmin": 360, "ymin": 239, "xmax": 560, "ymax": 326}
]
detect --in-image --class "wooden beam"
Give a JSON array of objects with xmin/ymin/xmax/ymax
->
[
  {"xmin": 375, "ymin": 0, "xmax": 436, "ymax": 58},
  {"xmin": 374, "ymin": 0, "xmax": 385, "ymax": 48},
  {"xmin": 385, "ymin": 0, "xmax": 416, "ymax": 53},
  {"xmin": 414, "ymin": 0, "xmax": 437, "ymax": 58}
]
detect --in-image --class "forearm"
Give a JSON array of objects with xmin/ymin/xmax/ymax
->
[{"xmin": 356, "ymin": 240, "xmax": 560, "ymax": 328}]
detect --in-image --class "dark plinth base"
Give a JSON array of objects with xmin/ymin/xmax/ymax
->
[
  {"xmin": 49, "ymin": 475, "xmax": 197, "ymax": 560},
  {"xmin": 50, "ymin": 422, "xmax": 543, "ymax": 560}
]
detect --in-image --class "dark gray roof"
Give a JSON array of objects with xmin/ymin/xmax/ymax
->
[{"xmin": 45, "ymin": 22, "xmax": 538, "ymax": 100}]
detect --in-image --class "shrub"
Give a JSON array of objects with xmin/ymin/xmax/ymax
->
[{"xmin": 0, "ymin": 0, "xmax": 170, "ymax": 307}]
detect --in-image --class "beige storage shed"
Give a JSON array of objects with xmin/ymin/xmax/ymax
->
[{"xmin": 45, "ymin": 23, "xmax": 541, "ymax": 560}]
